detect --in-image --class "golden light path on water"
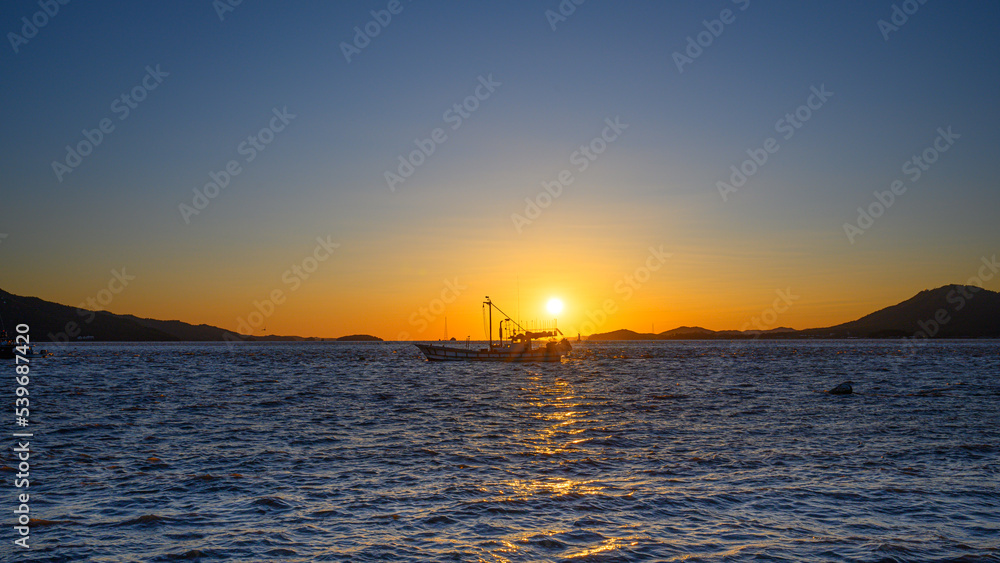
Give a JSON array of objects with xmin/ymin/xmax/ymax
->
[{"xmin": 480, "ymin": 371, "xmax": 641, "ymax": 561}]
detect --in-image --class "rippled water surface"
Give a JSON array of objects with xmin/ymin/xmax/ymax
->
[{"xmin": 5, "ymin": 340, "xmax": 1000, "ymax": 562}]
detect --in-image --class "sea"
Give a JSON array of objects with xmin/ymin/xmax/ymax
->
[{"xmin": 4, "ymin": 340, "xmax": 999, "ymax": 562}]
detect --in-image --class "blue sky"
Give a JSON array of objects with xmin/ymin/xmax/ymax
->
[{"xmin": 1, "ymin": 1, "xmax": 998, "ymax": 338}]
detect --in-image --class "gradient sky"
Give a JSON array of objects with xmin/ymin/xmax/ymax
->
[{"xmin": 2, "ymin": 1, "xmax": 998, "ymax": 340}]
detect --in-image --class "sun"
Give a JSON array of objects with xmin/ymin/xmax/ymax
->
[{"xmin": 546, "ymin": 297, "xmax": 564, "ymax": 316}]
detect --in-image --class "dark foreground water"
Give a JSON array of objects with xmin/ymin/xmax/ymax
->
[{"xmin": 4, "ymin": 340, "xmax": 999, "ymax": 562}]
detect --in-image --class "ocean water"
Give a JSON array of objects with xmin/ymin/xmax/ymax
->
[{"xmin": 5, "ymin": 340, "xmax": 999, "ymax": 562}]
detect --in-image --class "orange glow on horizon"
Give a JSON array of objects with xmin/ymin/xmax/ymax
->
[{"xmin": 4, "ymin": 213, "xmax": 995, "ymax": 340}]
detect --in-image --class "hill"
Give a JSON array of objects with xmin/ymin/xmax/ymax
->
[
  {"xmin": 588, "ymin": 285, "xmax": 1000, "ymax": 340},
  {"xmin": 588, "ymin": 325, "xmax": 797, "ymax": 341},
  {"xmin": 4, "ymin": 285, "xmax": 996, "ymax": 343},
  {"xmin": 0, "ymin": 288, "xmax": 380, "ymax": 342},
  {"xmin": 0, "ymin": 289, "xmax": 176, "ymax": 342},
  {"xmin": 801, "ymin": 284, "xmax": 1000, "ymax": 338},
  {"xmin": 336, "ymin": 334, "xmax": 384, "ymax": 342}
]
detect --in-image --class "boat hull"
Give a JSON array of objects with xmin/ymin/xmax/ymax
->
[{"xmin": 414, "ymin": 343, "xmax": 566, "ymax": 362}]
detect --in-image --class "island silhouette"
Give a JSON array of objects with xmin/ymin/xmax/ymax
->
[{"xmin": 1, "ymin": 285, "xmax": 998, "ymax": 343}]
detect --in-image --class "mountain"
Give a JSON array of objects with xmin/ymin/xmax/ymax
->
[
  {"xmin": 0, "ymin": 289, "xmax": 175, "ymax": 342},
  {"xmin": 0, "ymin": 288, "xmax": 380, "ymax": 342},
  {"xmin": 336, "ymin": 334, "xmax": 384, "ymax": 342},
  {"xmin": 122, "ymin": 315, "xmax": 237, "ymax": 341},
  {"xmin": 586, "ymin": 329, "xmax": 658, "ymax": 341},
  {"xmin": 4, "ymin": 285, "xmax": 996, "ymax": 343},
  {"xmin": 588, "ymin": 285, "xmax": 1000, "ymax": 340},
  {"xmin": 588, "ymin": 325, "xmax": 798, "ymax": 341},
  {"xmin": 801, "ymin": 284, "xmax": 1000, "ymax": 338},
  {"xmin": 661, "ymin": 326, "xmax": 716, "ymax": 337}
]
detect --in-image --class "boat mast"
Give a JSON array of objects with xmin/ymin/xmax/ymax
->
[{"xmin": 486, "ymin": 297, "xmax": 492, "ymax": 349}]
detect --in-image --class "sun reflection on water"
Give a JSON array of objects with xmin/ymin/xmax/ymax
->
[
  {"xmin": 479, "ymin": 370, "xmax": 635, "ymax": 560},
  {"xmin": 564, "ymin": 537, "xmax": 635, "ymax": 558},
  {"xmin": 498, "ymin": 477, "xmax": 606, "ymax": 500}
]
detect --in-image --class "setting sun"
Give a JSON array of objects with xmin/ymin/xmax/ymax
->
[{"xmin": 546, "ymin": 298, "xmax": 564, "ymax": 316}]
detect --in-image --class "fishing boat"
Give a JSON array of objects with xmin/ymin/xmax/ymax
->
[
  {"xmin": 23, "ymin": 345, "xmax": 53, "ymax": 358},
  {"xmin": 0, "ymin": 338, "xmax": 49, "ymax": 359},
  {"xmin": 0, "ymin": 318, "xmax": 50, "ymax": 360},
  {"xmin": 414, "ymin": 297, "xmax": 572, "ymax": 362}
]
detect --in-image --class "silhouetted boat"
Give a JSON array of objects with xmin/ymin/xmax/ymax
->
[
  {"xmin": 415, "ymin": 297, "xmax": 571, "ymax": 362},
  {"xmin": 0, "ymin": 339, "xmax": 50, "ymax": 359},
  {"xmin": 0, "ymin": 321, "xmax": 50, "ymax": 360}
]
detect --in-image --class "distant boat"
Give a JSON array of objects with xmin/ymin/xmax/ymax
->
[
  {"xmin": 0, "ymin": 340, "xmax": 51, "ymax": 359},
  {"xmin": 24, "ymin": 345, "xmax": 53, "ymax": 358},
  {"xmin": 415, "ymin": 297, "xmax": 571, "ymax": 362}
]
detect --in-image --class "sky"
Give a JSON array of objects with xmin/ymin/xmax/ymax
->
[{"xmin": 1, "ymin": 0, "xmax": 998, "ymax": 340}]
